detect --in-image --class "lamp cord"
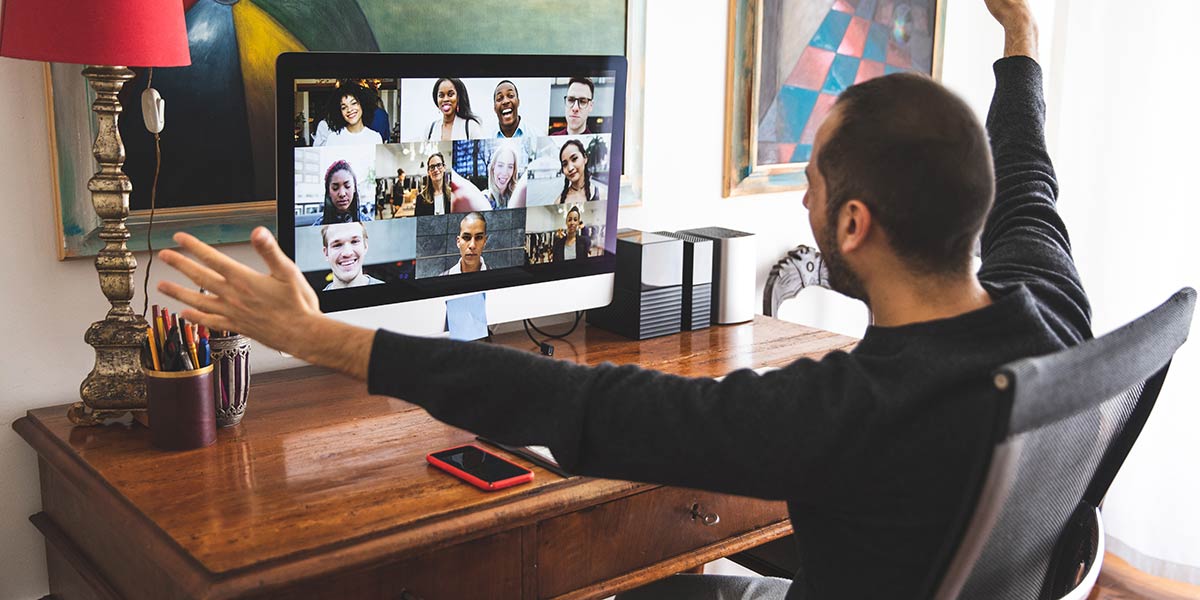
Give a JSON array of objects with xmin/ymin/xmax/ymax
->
[{"xmin": 141, "ymin": 68, "xmax": 160, "ymax": 319}]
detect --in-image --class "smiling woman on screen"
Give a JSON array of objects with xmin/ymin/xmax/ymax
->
[
  {"xmin": 313, "ymin": 82, "xmax": 383, "ymax": 147},
  {"xmin": 427, "ymin": 77, "xmax": 481, "ymax": 141}
]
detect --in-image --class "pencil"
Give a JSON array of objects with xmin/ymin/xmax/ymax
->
[{"xmin": 146, "ymin": 325, "xmax": 161, "ymax": 370}]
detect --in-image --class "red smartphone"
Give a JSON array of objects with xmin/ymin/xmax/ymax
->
[{"xmin": 426, "ymin": 444, "xmax": 534, "ymax": 491}]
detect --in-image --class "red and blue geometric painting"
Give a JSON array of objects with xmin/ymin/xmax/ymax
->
[{"xmin": 757, "ymin": 0, "xmax": 935, "ymax": 165}]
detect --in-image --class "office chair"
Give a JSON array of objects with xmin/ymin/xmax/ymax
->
[
  {"xmin": 929, "ymin": 287, "xmax": 1195, "ymax": 599},
  {"xmin": 737, "ymin": 287, "xmax": 1195, "ymax": 597}
]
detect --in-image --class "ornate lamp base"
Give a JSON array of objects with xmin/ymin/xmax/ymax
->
[
  {"xmin": 68, "ymin": 65, "xmax": 149, "ymax": 425},
  {"xmin": 73, "ymin": 314, "xmax": 149, "ymax": 425}
]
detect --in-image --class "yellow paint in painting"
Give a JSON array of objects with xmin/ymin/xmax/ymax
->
[{"xmin": 234, "ymin": 2, "xmax": 305, "ymax": 190}]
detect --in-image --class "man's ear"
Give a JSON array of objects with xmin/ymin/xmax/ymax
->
[{"xmin": 838, "ymin": 199, "xmax": 872, "ymax": 254}]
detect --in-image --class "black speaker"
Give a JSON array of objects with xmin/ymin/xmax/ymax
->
[{"xmin": 588, "ymin": 229, "xmax": 683, "ymax": 339}]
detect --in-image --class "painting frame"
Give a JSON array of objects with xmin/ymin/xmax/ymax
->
[
  {"xmin": 45, "ymin": 1, "xmax": 647, "ymax": 260},
  {"xmin": 722, "ymin": 0, "xmax": 946, "ymax": 197}
]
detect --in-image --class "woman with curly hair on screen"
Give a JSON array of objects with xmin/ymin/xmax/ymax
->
[{"xmin": 313, "ymin": 82, "xmax": 384, "ymax": 147}]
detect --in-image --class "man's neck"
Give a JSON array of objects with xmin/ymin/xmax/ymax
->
[
  {"xmin": 867, "ymin": 274, "xmax": 993, "ymax": 327},
  {"xmin": 329, "ymin": 274, "xmax": 366, "ymax": 290},
  {"xmin": 501, "ymin": 117, "xmax": 520, "ymax": 137}
]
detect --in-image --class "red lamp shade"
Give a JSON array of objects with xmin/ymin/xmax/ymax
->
[{"xmin": 0, "ymin": 0, "xmax": 190, "ymax": 67}]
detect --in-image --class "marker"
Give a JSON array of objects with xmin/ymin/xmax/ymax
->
[
  {"xmin": 198, "ymin": 336, "xmax": 210, "ymax": 367},
  {"xmin": 187, "ymin": 324, "xmax": 200, "ymax": 368}
]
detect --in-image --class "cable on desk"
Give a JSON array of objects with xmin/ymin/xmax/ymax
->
[{"xmin": 523, "ymin": 311, "xmax": 583, "ymax": 356}]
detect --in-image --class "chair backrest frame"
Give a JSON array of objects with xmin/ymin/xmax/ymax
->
[{"xmin": 929, "ymin": 287, "xmax": 1195, "ymax": 599}]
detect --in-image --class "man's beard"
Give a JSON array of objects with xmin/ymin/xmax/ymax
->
[{"xmin": 818, "ymin": 219, "xmax": 868, "ymax": 303}]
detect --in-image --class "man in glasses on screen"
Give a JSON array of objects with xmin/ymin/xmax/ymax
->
[
  {"xmin": 552, "ymin": 77, "xmax": 593, "ymax": 136},
  {"xmin": 441, "ymin": 212, "xmax": 488, "ymax": 275}
]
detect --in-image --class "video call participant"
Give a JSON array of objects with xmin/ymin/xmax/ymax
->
[
  {"xmin": 321, "ymin": 222, "xmax": 383, "ymax": 290},
  {"xmin": 552, "ymin": 77, "xmax": 594, "ymax": 136},
  {"xmin": 416, "ymin": 153, "xmax": 453, "ymax": 216},
  {"xmin": 440, "ymin": 212, "xmax": 488, "ymax": 275},
  {"xmin": 485, "ymin": 143, "xmax": 523, "ymax": 210},
  {"xmin": 557, "ymin": 140, "xmax": 603, "ymax": 204},
  {"xmin": 158, "ymin": 3, "xmax": 1075, "ymax": 596},
  {"xmin": 313, "ymin": 82, "xmax": 384, "ymax": 147},
  {"xmin": 427, "ymin": 77, "xmax": 482, "ymax": 141},
  {"xmin": 416, "ymin": 152, "xmax": 497, "ymax": 215},
  {"xmin": 553, "ymin": 205, "xmax": 590, "ymax": 262},
  {"xmin": 315, "ymin": 160, "xmax": 372, "ymax": 226},
  {"xmin": 493, "ymin": 80, "xmax": 524, "ymax": 138}
]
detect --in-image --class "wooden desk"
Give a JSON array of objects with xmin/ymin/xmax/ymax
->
[{"xmin": 16, "ymin": 317, "xmax": 856, "ymax": 599}]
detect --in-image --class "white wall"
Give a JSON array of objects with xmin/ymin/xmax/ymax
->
[{"xmin": 0, "ymin": 0, "xmax": 1196, "ymax": 597}]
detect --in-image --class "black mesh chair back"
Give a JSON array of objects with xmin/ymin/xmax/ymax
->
[{"xmin": 931, "ymin": 288, "xmax": 1195, "ymax": 599}]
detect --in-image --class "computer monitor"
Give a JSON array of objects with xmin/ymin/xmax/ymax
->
[{"xmin": 276, "ymin": 53, "xmax": 626, "ymax": 336}]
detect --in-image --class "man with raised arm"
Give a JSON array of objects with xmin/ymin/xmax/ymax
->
[{"xmin": 158, "ymin": 2, "xmax": 1087, "ymax": 597}]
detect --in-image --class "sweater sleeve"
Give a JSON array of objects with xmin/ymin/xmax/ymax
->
[
  {"xmin": 979, "ymin": 56, "xmax": 1091, "ymax": 341},
  {"xmin": 368, "ymin": 329, "xmax": 867, "ymax": 500}
]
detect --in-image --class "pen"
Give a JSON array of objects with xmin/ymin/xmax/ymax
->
[
  {"xmin": 175, "ymin": 319, "xmax": 190, "ymax": 369},
  {"xmin": 161, "ymin": 322, "xmax": 181, "ymax": 371}
]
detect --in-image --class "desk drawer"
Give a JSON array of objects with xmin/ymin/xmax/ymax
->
[
  {"xmin": 536, "ymin": 487, "xmax": 787, "ymax": 597},
  {"xmin": 265, "ymin": 529, "xmax": 522, "ymax": 600}
]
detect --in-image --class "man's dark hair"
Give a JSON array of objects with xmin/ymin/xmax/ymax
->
[
  {"xmin": 567, "ymin": 77, "xmax": 594, "ymax": 97},
  {"xmin": 819, "ymin": 73, "xmax": 994, "ymax": 275},
  {"xmin": 495, "ymin": 79, "xmax": 520, "ymax": 98}
]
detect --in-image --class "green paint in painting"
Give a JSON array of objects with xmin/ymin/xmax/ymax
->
[
  {"xmin": 358, "ymin": 0, "xmax": 625, "ymax": 54},
  {"xmin": 253, "ymin": 0, "xmax": 380, "ymax": 51}
]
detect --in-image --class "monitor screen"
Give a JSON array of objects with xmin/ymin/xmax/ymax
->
[{"xmin": 276, "ymin": 53, "xmax": 626, "ymax": 317}]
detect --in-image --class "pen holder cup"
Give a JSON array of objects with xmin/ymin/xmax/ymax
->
[
  {"xmin": 145, "ymin": 364, "xmax": 216, "ymax": 451},
  {"xmin": 211, "ymin": 334, "xmax": 252, "ymax": 427}
]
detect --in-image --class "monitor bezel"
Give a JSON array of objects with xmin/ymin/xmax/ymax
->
[{"xmin": 275, "ymin": 52, "xmax": 626, "ymax": 314}]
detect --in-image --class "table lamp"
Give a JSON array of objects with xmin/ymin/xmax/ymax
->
[{"xmin": 0, "ymin": 0, "xmax": 190, "ymax": 424}]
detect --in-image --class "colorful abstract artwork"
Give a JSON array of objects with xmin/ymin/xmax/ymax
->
[
  {"xmin": 47, "ymin": 0, "xmax": 640, "ymax": 258},
  {"xmin": 723, "ymin": 0, "xmax": 943, "ymax": 196}
]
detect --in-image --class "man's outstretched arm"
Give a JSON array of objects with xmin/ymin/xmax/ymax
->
[{"xmin": 977, "ymin": 0, "xmax": 1091, "ymax": 341}]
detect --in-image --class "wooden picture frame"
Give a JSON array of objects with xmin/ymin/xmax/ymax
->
[
  {"xmin": 723, "ymin": 0, "xmax": 946, "ymax": 197},
  {"xmin": 45, "ymin": 1, "xmax": 647, "ymax": 260}
]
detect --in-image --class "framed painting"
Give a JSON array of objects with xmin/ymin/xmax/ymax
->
[
  {"xmin": 723, "ymin": 0, "xmax": 945, "ymax": 197},
  {"xmin": 46, "ymin": 0, "xmax": 646, "ymax": 260}
]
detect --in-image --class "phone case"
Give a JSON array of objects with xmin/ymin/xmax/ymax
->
[{"xmin": 426, "ymin": 444, "xmax": 534, "ymax": 491}]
